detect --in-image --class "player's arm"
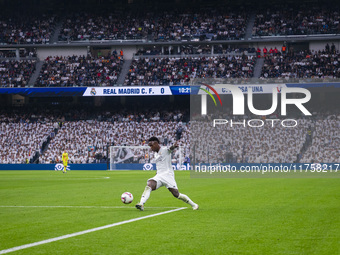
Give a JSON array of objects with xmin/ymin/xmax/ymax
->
[{"xmin": 169, "ymin": 141, "xmax": 179, "ymax": 152}]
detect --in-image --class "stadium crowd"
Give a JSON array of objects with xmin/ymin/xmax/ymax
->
[
  {"xmin": 0, "ymin": 14, "xmax": 57, "ymax": 44},
  {"xmin": 253, "ymin": 6, "xmax": 340, "ymax": 36},
  {"xmin": 300, "ymin": 116, "xmax": 340, "ymax": 163},
  {"xmin": 0, "ymin": 60, "xmax": 36, "ymax": 87},
  {"xmin": 0, "ymin": 2, "xmax": 339, "ymax": 45},
  {"xmin": 3, "ymin": 46, "xmax": 340, "ymax": 87},
  {"xmin": 40, "ymin": 119, "xmax": 189, "ymax": 164},
  {"xmin": 0, "ymin": 107, "xmax": 339, "ymax": 164},
  {"xmin": 0, "ymin": 109, "xmax": 190, "ymax": 164},
  {"xmin": 38, "ymin": 109, "xmax": 188, "ymax": 164},
  {"xmin": 125, "ymin": 55, "xmax": 255, "ymax": 86},
  {"xmin": 58, "ymin": 8, "xmax": 247, "ymax": 42},
  {"xmin": 35, "ymin": 53, "xmax": 123, "ymax": 87},
  {"xmin": 190, "ymin": 118, "xmax": 310, "ymax": 164},
  {"xmin": 4, "ymin": 49, "xmax": 340, "ymax": 87},
  {"xmin": 0, "ymin": 113, "xmax": 55, "ymax": 164},
  {"xmin": 0, "ymin": 1, "xmax": 339, "ymax": 165},
  {"xmin": 261, "ymin": 49, "xmax": 340, "ymax": 79}
]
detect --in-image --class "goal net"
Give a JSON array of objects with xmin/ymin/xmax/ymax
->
[{"xmin": 109, "ymin": 145, "xmax": 183, "ymax": 170}]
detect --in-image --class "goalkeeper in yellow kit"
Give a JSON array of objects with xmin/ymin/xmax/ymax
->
[{"xmin": 62, "ymin": 150, "xmax": 68, "ymax": 173}]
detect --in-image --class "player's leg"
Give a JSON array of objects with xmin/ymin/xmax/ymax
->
[
  {"xmin": 136, "ymin": 179, "xmax": 158, "ymax": 211},
  {"xmin": 63, "ymin": 162, "xmax": 67, "ymax": 173},
  {"xmin": 168, "ymin": 188, "xmax": 199, "ymax": 210},
  {"xmin": 164, "ymin": 174, "xmax": 199, "ymax": 210},
  {"xmin": 141, "ymin": 179, "xmax": 156, "ymax": 204}
]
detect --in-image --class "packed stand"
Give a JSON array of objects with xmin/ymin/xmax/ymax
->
[
  {"xmin": 253, "ymin": 5, "xmax": 340, "ymax": 37},
  {"xmin": 0, "ymin": 60, "xmax": 36, "ymax": 87},
  {"xmin": 124, "ymin": 55, "xmax": 255, "ymax": 86},
  {"xmin": 190, "ymin": 117, "xmax": 311, "ymax": 164},
  {"xmin": 300, "ymin": 115, "xmax": 340, "ymax": 163},
  {"xmin": 0, "ymin": 14, "xmax": 57, "ymax": 44},
  {"xmin": 1, "ymin": 109, "xmax": 339, "ymax": 164},
  {"xmin": 40, "ymin": 110, "xmax": 189, "ymax": 164},
  {"xmin": 35, "ymin": 53, "xmax": 123, "ymax": 87},
  {"xmin": 0, "ymin": 113, "xmax": 56, "ymax": 164},
  {"xmin": 58, "ymin": 8, "xmax": 247, "ymax": 42},
  {"xmin": 261, "ymin": 47, "xmax": 340, "ymax": 80},
  {"xmin": 2, "ymin": 2, "xmax": 340, "ymax": 45}
]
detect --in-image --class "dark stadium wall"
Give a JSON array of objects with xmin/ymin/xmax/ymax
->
[
  {"xmin": 37, "ymin": 48, "xmax": 88, "ymax": 61},
  {"xmin": 1, "ymin": 95, "xmax": 190, "ymax": 115},
  {"xmin": 310, "ymin": 41, "xmax": 340, "ymax": 52}
]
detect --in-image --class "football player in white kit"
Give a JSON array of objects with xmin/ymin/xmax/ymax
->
[{"xmin": 136, "ymin": 137, "xmax": 199, "ymax": 211}]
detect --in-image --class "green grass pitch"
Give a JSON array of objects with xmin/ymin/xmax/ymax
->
[{"xmin": 0, "ymin": 170, "xmax": 339, "ymax": 255}]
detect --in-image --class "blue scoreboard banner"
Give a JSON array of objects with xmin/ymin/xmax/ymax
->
[
  {"xmin": 0, "ymin": 87, "xmax": 86, "ymax": 97},
  {"xmin": 0, "ymin": 83, "xmax": 339, "ymax": 97},
  {"xmin": 0, "ymin": 86, "xmax": 193, "ymax": 97}
]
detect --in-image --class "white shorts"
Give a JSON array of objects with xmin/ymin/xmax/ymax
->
[{"xmin": 148, "ymin": 174, "xmax": 178, "ymax": 190}]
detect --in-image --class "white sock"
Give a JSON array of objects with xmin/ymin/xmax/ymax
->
[
  {"xmin": 178, "ymin": 193, "xmax": 196, "ymax": 207},
  {"xmin": 140, "ymin": 186, "xmax": 152, "ymax": 205}
]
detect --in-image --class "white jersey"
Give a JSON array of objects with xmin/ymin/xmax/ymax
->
[{"xmin": 154, "ymin": 146, "xmax": 174, "ymax": 175}]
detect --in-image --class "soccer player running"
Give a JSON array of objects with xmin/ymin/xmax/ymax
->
[
  {"xmin": 136, "ymin": 137, "xmax": 198, "ymax": 211},
  {"xmin": 62, "ymin": 150, "xmax": 68, "ymax": 173}
]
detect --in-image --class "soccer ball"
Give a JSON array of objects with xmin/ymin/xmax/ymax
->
[{"xmin": 121, "ymin": 192, "xmax": 133, "ymax": 204}]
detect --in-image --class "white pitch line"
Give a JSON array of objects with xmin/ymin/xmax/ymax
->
[
  {"xmin": 0, "ymin": 207, "xmax": 187, "ymax": 254},
  {"xmin": 0, "ymin": 205, "xmax": 181, "ymax": 209},
  {"xmin": 9, "ymin": 177, "xmax": 110, "ymax": 181}
]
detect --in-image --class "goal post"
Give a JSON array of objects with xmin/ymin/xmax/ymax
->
[{"xmin": 109, "ymin": 145, "xmax": 183, "ymax": 170}]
